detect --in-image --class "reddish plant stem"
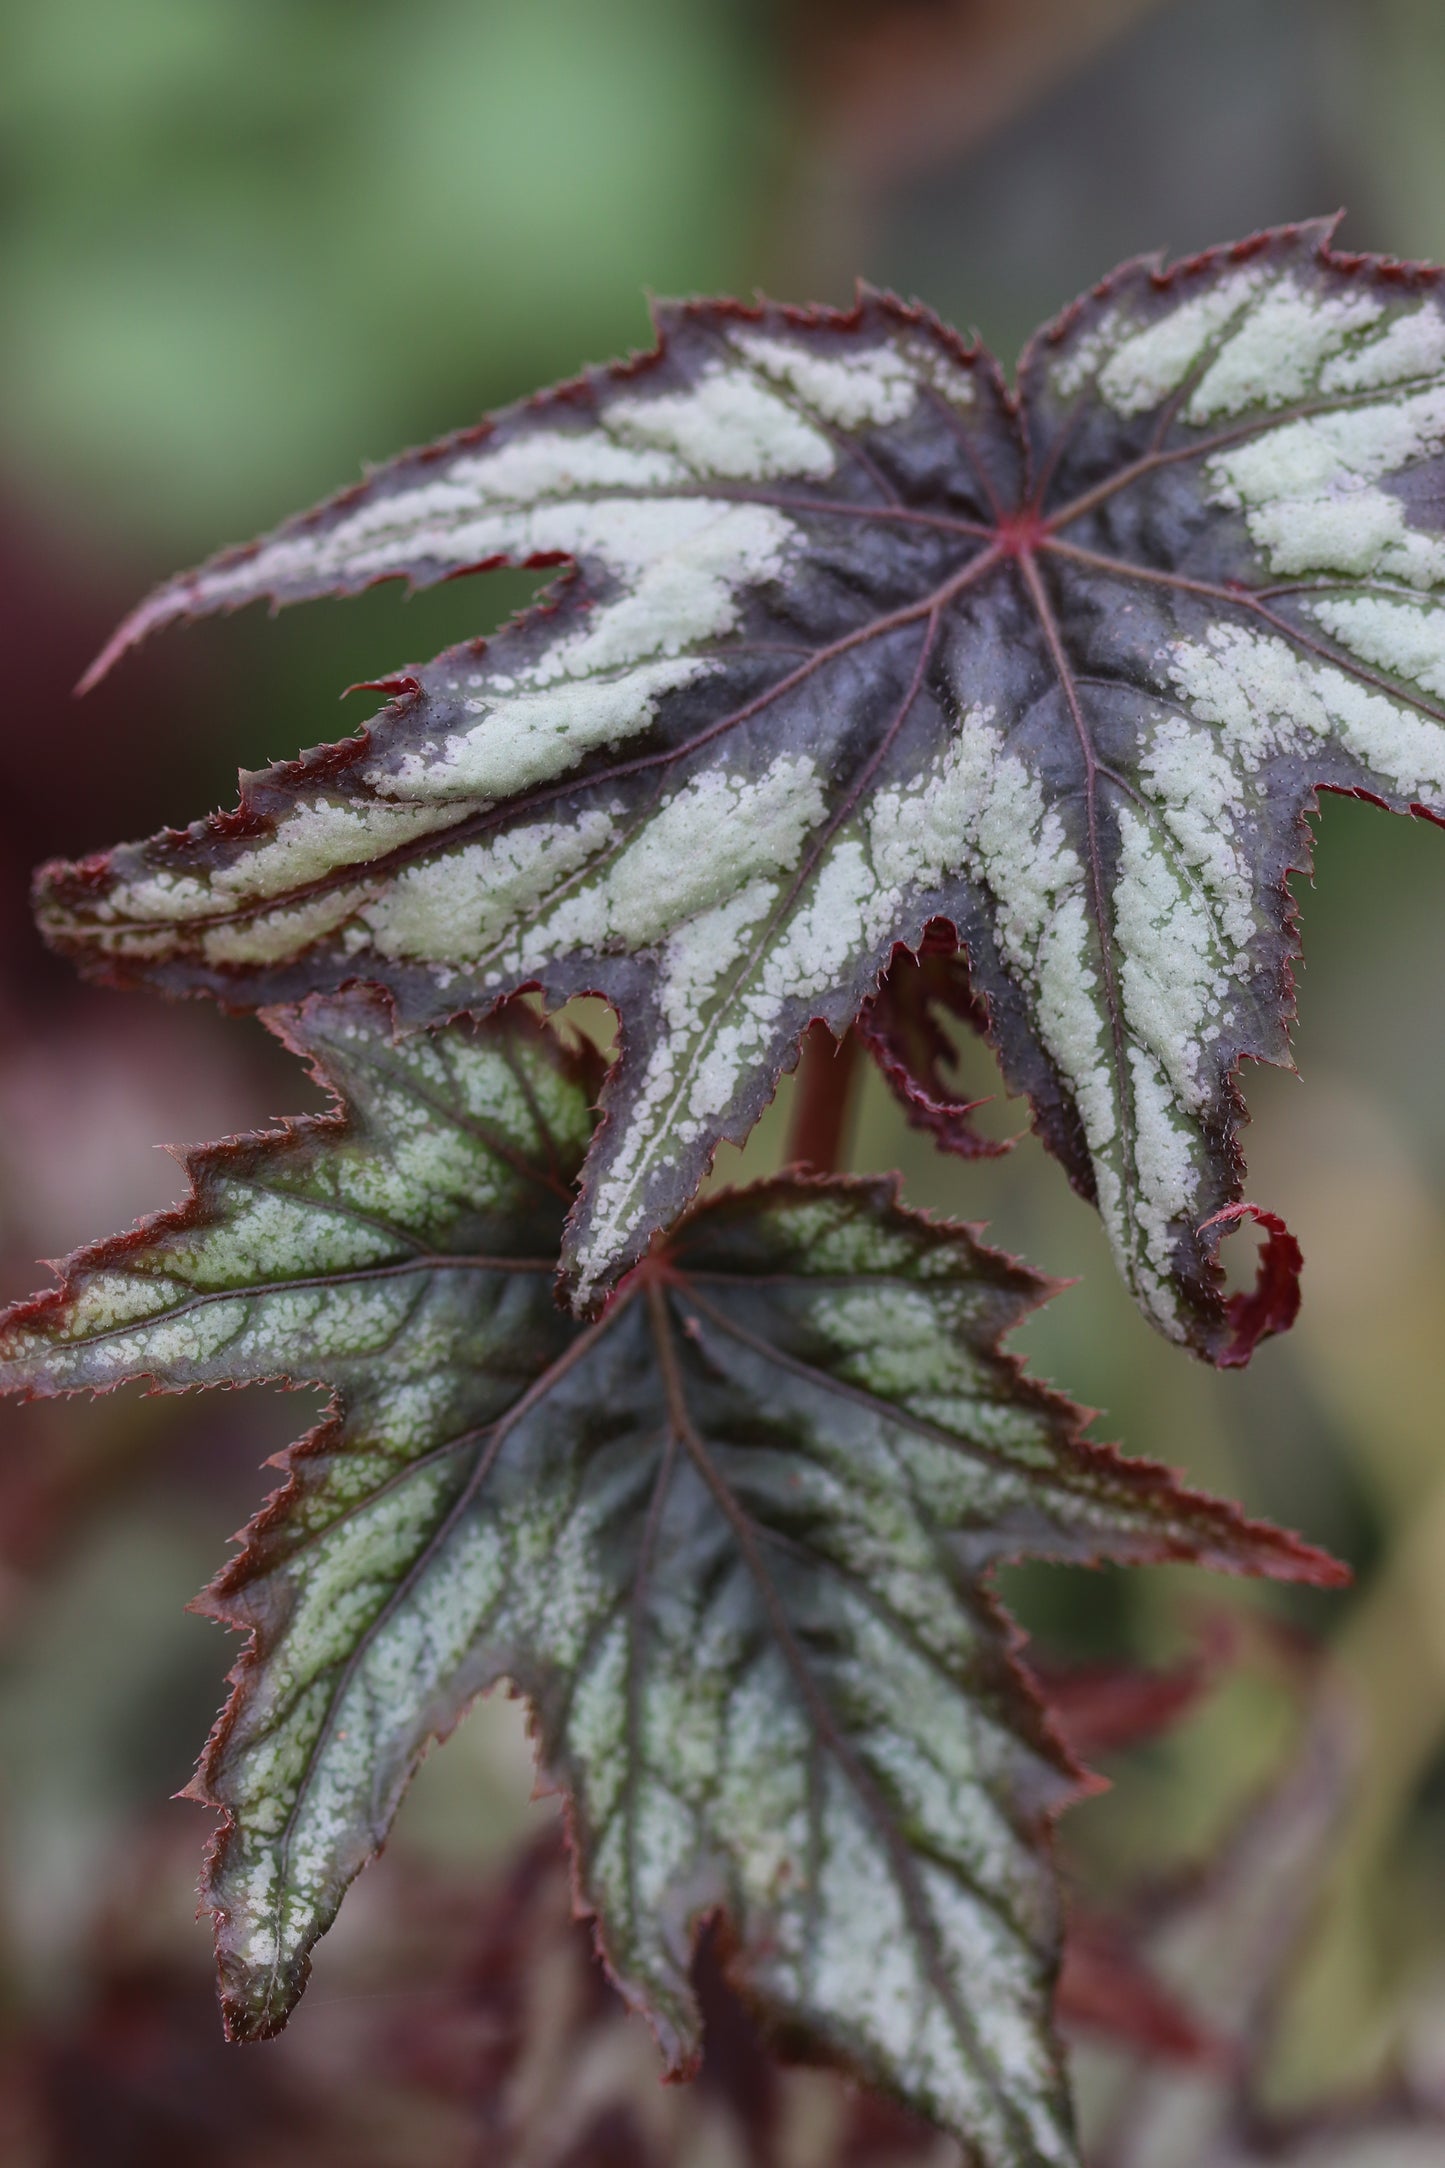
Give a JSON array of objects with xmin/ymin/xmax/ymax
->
[{"xmin": 788, "ymin": 1023, "xmax": 861, "ymax": 1174}]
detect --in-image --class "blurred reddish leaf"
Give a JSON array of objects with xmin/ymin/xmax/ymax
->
[{"xmin": 786, "ymin": 0, "xmax": 1166, "ymax": 185}]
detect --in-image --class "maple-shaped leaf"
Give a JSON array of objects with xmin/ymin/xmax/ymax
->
[
  {"xmin": 0, "ymin": 994, "xmax": 1336, "ymax": 2165},
  {"xmin": 45, "ymin": 220, "xmax": 1445, "ymax": 1351}
]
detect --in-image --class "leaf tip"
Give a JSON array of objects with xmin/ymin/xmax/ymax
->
[
  {"xmin": 1232, "ymin": 1517, "xmax": 1350, "ymax": 1591},
  {"xmin": 342, "ymin": 671, "xmax": 423, "ymax": 703},
  {"xmin": 76, "ymin": 581, "xmax": 191, "ymax": 692},
  {"xmin": 1199, "ymin": 1202, "xmax": 1303, "ymax": 1367}
]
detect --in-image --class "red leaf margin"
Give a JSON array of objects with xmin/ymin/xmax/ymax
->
[{"xmin": 1198, "ymin": 1202, "xmax": 1303, "ymax": 1370}]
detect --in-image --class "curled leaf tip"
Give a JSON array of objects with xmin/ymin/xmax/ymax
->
[{"xmin": 1200, "ymin": 1201, "xmax": 1304, "ymax": 1368}]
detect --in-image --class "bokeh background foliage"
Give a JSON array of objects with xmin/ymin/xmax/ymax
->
[{"xmin": 3, "ymin": 1, "xmax": 1445, "ymax": 2158}]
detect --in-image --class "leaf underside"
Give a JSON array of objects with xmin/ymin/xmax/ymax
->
[
  {"xmin": 0, "ymin": 995, "xmax": 1336, "ymax": 2166},
  {"xmin": 48, "ymin": 216, "xmax": 1445, "ymax": 1353},
  {"xmin": 859, "ymin": 918, "xmax": 1016, "ymax": 1160}
]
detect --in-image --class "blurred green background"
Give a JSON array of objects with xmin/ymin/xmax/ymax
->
[{"xmin": 3, "ymin": 0, "xmax": 1445, "ymax": 2159}]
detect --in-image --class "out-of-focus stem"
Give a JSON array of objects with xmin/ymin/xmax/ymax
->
[{"xmin": 787, "ymin": 1022, "xmax": 860, "ymax": 1175}]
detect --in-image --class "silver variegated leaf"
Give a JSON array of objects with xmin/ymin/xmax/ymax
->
[
  {"xmin": 47, "ymin": 219, "xmax": 1445, "ymax": 1348},
  {"xmin": 0, "ymin": 993, "xmax": 1336, "ymax": 2166}
]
